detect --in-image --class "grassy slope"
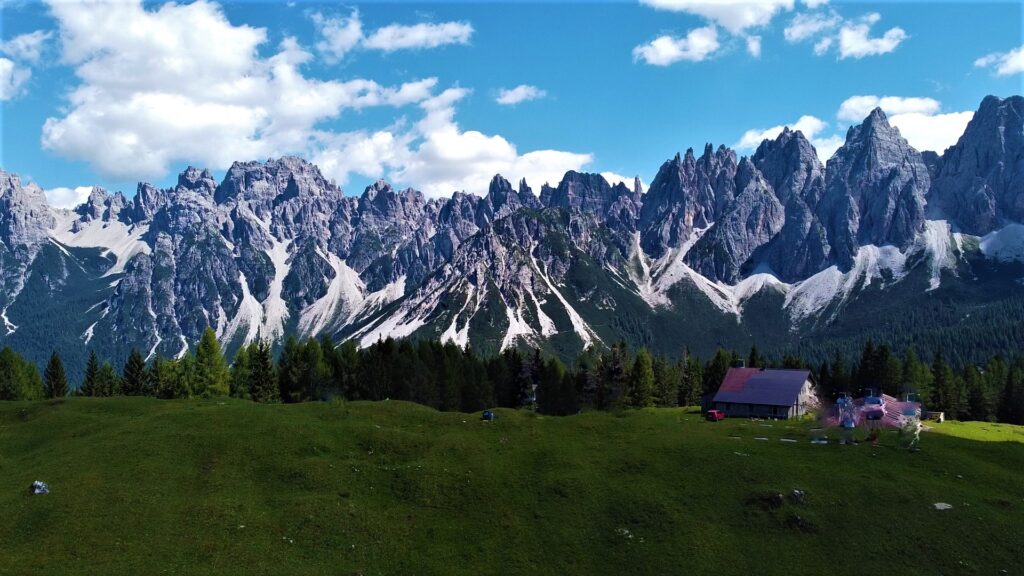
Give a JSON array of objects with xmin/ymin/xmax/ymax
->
[{"xmin": 1, "ymin": 399, "xmax": 1022, "ymax": 576}]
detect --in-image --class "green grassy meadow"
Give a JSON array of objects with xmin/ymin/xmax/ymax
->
[{"xmin": 1, "ymin": 398, "xmax": 1022, "ymax": 575}]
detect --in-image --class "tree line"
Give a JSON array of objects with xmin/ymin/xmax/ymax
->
[{"xmin": 1, "ymin": 331, "xmax": 1022, "ymax": 424}]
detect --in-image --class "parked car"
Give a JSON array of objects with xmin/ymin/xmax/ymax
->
[{"xmin": 706, "ymin": 409, "xmax": 726, "ymax": 421}]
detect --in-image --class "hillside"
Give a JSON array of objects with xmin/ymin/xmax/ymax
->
[{"xmin": 1, "ymin": 398, "xmax": 1022, "ymax": 575}]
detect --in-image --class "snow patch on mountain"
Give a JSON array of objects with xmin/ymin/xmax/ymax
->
[
  {"xmin": 298, "ymin": 250, "xmax": 365, "ymax": 337},
  {"xmin": 531, "ymin": 255, "xmax": 599, "ymax": 348},
  {"xmin": 911, "ymin": 220, "xmax": 960, "ymax": 290},
  {"xmin": 224, "ymin": 272, "xmax": 264, "ymax": 346},
  {"xmin": 980, "ymin": 223, "xmax": 1024, "ymax": 263},
  {"xmin": 50, "ymin": 212, "xmax": 150, "ymax": 276},
  {"xmin": 260, "ymin": 226, "xmax": 292, "ymax": 340},
  {"xmin": 784, "ymin": 244, "xmax": 907, "ymax": 324},
  {"xmin": 501, "ymin": 301, "xmax": 535, "ymax": 351}
]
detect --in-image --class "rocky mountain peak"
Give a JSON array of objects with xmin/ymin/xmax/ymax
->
[
  {"xmin": 819, "ymin": 106, "xmax": 929, "ymax": 268},
  {"xmin": 177, "ymin": 166, "xmax": 217, "ymax": 195},
  {"xmin": 0, "ymin": 170, "xmax": 54, "ymax": 248},
  {"xmin": 75, "ymin": 187, "xmax": 128, "ymax": 223},
  {"xmin": 929, "ymin": 94, "xmax": 1024, "ymax": 234}
]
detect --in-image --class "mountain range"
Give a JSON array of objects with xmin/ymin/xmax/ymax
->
[{"xmin": 2, "ymin": 94, "xmax": 1023, "ymax": 376}]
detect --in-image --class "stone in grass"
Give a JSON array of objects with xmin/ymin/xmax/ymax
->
[
  {"xmin": 29, "ymin": 481, "xmax": 49, "ymax": 495},
  {"xmin": 933, "ymin": 502, "xmax": 953, "ymax": 510}
]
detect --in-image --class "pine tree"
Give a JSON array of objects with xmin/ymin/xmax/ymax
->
[
  {"xmin": 930, "ymin": 351, "xmax": 963, "ymax": 418},
  {"xmin": 653, "ymin": 356, "xmax": 678, "ymax": 407},
  {"xmin": 195, "ymin": 327, "xmax": 229, "ymax": 397},
  {"xmin": 43, "ymin": 351, "xmax": 69, "ymax": 398},
  {"xmin": 901, "ymin": 347, "xmax": 932, "ymax": 402},
  {"xmin": 96, "ymin": 362, "xmax": 121, "ymax": 397},
  {"xmin": 0, "ymin": 348, "xmax": 42, "ymax": 400},
  {"xmin": 80, "ymin": 350, "xmax": 101, "ymax": 397},
  {"xmin": 747, "ymin": 345, "xmax": 765, "ymax": 369},
  {"xmin": 597, "ymin": 342, "xmax": 629, "ymax": 409},
  {"xmin": 229, "ymin": 345, "xmax": 252, "ymax": 399},
  {"xmin": 248, "ymin": 340, "xmax": 278, "ymax": 403},
  {"xmin": 121, "ymin": 348, "xmax": 149, "ymax": 396},
  {"xmin": 627, "ymin": 348, "xmax": 655, "ymax": 408}
]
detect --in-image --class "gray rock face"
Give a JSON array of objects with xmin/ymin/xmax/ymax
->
[
  {"xmin": 0, "ymin": 170, "xmax": 54, "ymax": 249},
  {"xmin": 929, "ymin": 95, "xmax": 1024, "ymax": 234},
  {"xmin": 639, "ymin": 144, "xmax": 738, "ymax": 258},
  {"xmin": 685, "ymin": 158, "xmax": 785, "ymax": 283},
  {"xmin": 818, "ymin": 108, "xmax": 929, "ymax": 269},
  {"xmin": 751, "ymin": 128, "xmax": 831, "ymax": 281}
]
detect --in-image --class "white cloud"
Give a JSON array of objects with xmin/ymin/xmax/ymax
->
[
  {"xmin": 735, "ymin": 115, "xmax": 841, "ymax": 162},
  {"xmin": 745, "ymin": 35, "xmax": 762, "ymax": 58},
  {"xmin": 363, "ymin": 21, "xmax": 473, "ymax": 52},
  {"xmin": 1, "ymin": 30, "xmax": 52, "ymax": 64},
  {"xmin": 633, "ymin": 26, "xmax": 720, "ymax": 66},
  {"xmin": 836, "ymin": 95, "xmax": 972, "ymax": 153},
  {"xmin": 838, "ymin": 13, "xmax": 907, "ymax": 59},
  {"xmin": 40, "ymin": 0, "xmax": 444, "ymax": 180},
  {"xmin": 314, "ymin": 89, "xmax": 592, "ymax": 197},
  {"xmin": 783, "ymin": 11, "xmax": 840, "ymax": 43},
  {"xmin": 310, "ymin": 11, "xmax": 473, "ymax": 62},
  {"xmin": 44, "ymin": 185, "xmax": 93, "ymax": 209},
  {"xmin": 496, "ymin": 84, "xmax": 546, "ymax": 105},
  {"xmin": 802, "ymin": 0, "xmax": 829, "ymax": 7},
  {"xmin": 813, "ymin": 36, "xmax": 833, "ymax": 55},
  {"xmin": 837, "ymin": 95, "xmax": 940, "ymax": 123},
  {"xmin": 974, "ymin": 45, "xmax": 1024, "ymax": 77},
  {"xmin": 639, "ymin": 0, "xmax": 795, "ymax": 34},
  {"xmin": 600, "ymin": 172, "xmax": 644, "ymax": 190},
  {"xmin": 888, "ymin": 111, "xmax": 973, "ymax": 153},
  {"xmin": 311, "ymin": 10, "xmax": 363, "ymax": 63},
  {"xmin": 0, "ymin": 57, "xmax": 30, "ymax": 100}
]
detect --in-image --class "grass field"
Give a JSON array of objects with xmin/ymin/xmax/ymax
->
[{"xmin": 1, "ymin": 398, "xmax": 1022, "ymax": 575}]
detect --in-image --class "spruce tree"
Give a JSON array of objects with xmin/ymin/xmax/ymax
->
[
  {"xmin": 195, "ymin": 327, "xmax": 229, "ymax": 397},
  {"xmin": 248, "ymin": 340, "xmax": 278, "ymax": 403},
  {"xmin": 80, "ymin": 350, "xmax": 100, "ymax": 397},
  {"xmin": 121, "ymin": 348, "xmax": 149, "ymax": 396},
  {"xmin": 627, "ymin": 348, "xmax": 655, "ymax": 408},
  {"xmin": 44, "ymin": 351, "xmax": 69, "ymax": 398},
  {"xmin": 229, "ymin": 345, "xmax": 252, "ymax": 399},
  {"xmin": 96, "ymin": 362, "xmax": 121, "ymax": 397}
]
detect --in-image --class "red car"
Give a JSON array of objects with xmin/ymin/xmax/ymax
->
[{"xmin": 706, "ymin": 409, "xmax": 726, "ymax": 421}]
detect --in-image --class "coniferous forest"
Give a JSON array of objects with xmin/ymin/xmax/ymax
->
[{"xmin": 1, "ymin": 330, "xmax": 1022, "ymax": 425}]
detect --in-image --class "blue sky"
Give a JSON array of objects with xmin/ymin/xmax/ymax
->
[{"xmin": 1, "ymin": 0, "xmax": 1022, "ymax": 206}]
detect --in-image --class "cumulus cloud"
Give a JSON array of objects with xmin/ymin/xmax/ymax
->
[
  {"xmin": 837, "ymin": 95, "xmax": 940, "ymax": 122},
  {"xmin": 39, "ymin": 0, "xmax": 451, "ymax": 180},
  {"xmin": 44, "ymin": 185, "xmax": 94, "ymax": 209},
  {"xmin": 311, "ymin": 10, "xmax": 472, "ymax": 62},
  {"xmin": 887, "ymin": 111, "xmax": 973, "ymax": 153},
  {"xmin": 639, "ymin": 0, "xmax": 795, "ymax": 34},
  {"xmin": 0, "ymin": 57, "xmax": 30, "ymax": 100},
  {"xmin": 633, "ymin": 26, "xmax": 720, "ymax": 66},
  {"xmin": 600, "ymin": 172, "xmax": 644, "ymax": 190},
  {"xmin": 836, "ymin": 95, "xmax": 970, "ymax": 153},
  {"xmin": 783, "ymin": 11, "xmax": 840, "ymax": 43},
  {"xmin": 495, "ymin": 84, "xmax": 546, "ymax": 105},
  {"xmin": 837, "ymin": 13, "xmax": 906, "ymax": 59},
  {"xmin": 735, "ymin": 114, "xmax": 841, "ymax": 161},
  {"xmin": 786, "ymin": 10, "xmax": 906, "ymax": 59},
  {"xmin": 316, "ymin": 88, "xmax": 592, "ymax": 197},
  {"xmin": 363, "ymin": 21, "xmax": 473, "ymax": 52},
  {"xmin": 311, "ymin": 10, "xmax": 363, "ymax": 63},
  {"xmin": 1, "ymin": 30, "xmax": 52, "ymax": 64},
  {"xmin": 974, "ymin": 45, "xmax": 1024, "ymax": 77},
  {"xmin": 745, "ymin": 35, "xmax": 762, "ymax": 58}
]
